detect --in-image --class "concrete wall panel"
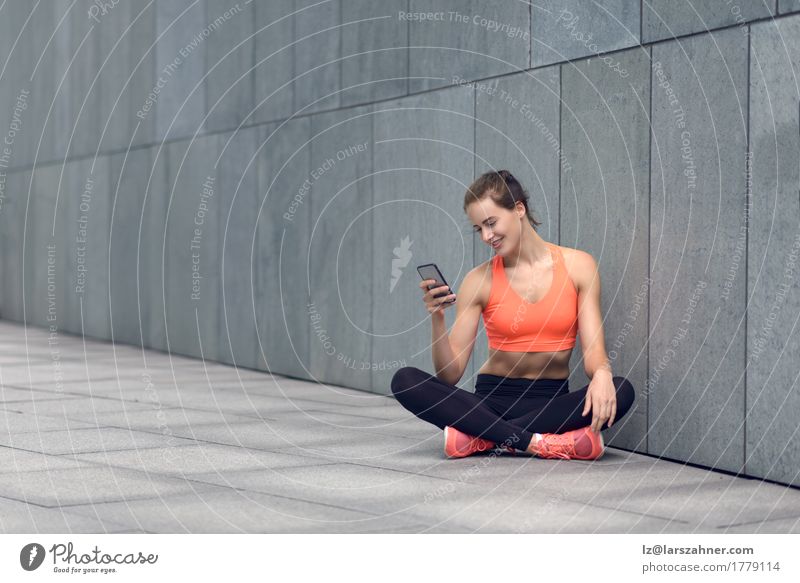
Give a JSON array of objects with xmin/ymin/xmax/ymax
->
[
  {"xmin": 140, "ymin": 146, "xmax": 170, "ymax": 351},
  {"xmin": 24, "ymin": 164, "xmax": 64, "ymax": 330},
  {"xmin": 255, "ymin": 118, "xmax": 312, "ymax": 379},
  {"xmin": 205, "ymin": 0, "xmax": 255, "ymax": 132},
  {"xmin": 533, "ymin": 0, "xmax": 640, "ymax": 68},
  {"xmin": 408, "ymin": 0, "xmax": 529, "ymax": 93},
  {"xmin": 0, "ymin": 2, "xmax": 32, "ymax": 171},
  {"xmin": 108, "ymin": 147, "xmax": 151, "ymax": 347},
  {"xmin": 372, "ymin": 85, "xmax": 474, "ymax": 393},
  {"xmin": 649, "ymin": 28, "xmax": 748, "ymax": 471},
  {"xmin": 97, "ymin": 0, "xmax": 157, "ymax": 150},
  {"xmin": 780, "ymin": 0, "xmax": 800, "ymax": 13},
  {"xmin": 341, "ymin": 0, "xmax": 408, "ymax": 107},
  {"xmin": 47, "ymin": 1, "xmax": 100, "ymax": 163},
  {"xmin": 643, "ymin": 0, "xmax": 775, "ymax": 43},
  {"xmin": 253, "ymin": 0, "xmax": 294, "ymax": 124},
  {"xmin": 154, "ymin": 0, "xmax": 207, "ymax": 142},
  {"xmin": 17, "ymin": 2, "xmax": 63, "ymax": 167},
  {"xmin": 59, "ymin": 155, "xmax": 112, "ymax": 340},
  {"xmin": 294, "ymin": 0, "xmax": 340, "ymax": 114},
  {"xmin": 0, "ymin": 170, "xmax": 31, "ymax": 322},
  {"xmin": 308, "ymin": 104, "xmax": 373, "ymax": 389},
  {"xmin": 561, "ymin": 47, "xmax": 651, "ymax": 450},
  {"xmin": 217, "ymin": 126, "xmax": 261, "ymax": 370},
  {"xmin": 747, "ymin": 15, "xmax": 800, "ymax": 486},
  {"xmin": 164, "ymin": 135, "xmax": 221, "ymax": 360}
]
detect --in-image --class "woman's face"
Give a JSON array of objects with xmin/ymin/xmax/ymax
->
[{"xmin": 467, "ymin": 196, "xmax": 524, "ymax": 254}]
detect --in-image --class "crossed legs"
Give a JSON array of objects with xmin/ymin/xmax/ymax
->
[{"xmin": 390, "ymin": 366, "xmax": 636, "ymax": 453}]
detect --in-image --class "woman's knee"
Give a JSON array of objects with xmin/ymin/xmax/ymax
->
[
  {"xmin": 612, "ymin": 376, "xmax": 636, "ymax": 413},
  {"xmin": 390, "ymin": 366, "xmax": 430, "ymax": 397}
]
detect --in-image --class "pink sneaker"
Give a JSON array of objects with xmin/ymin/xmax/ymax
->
[
  {"xmin": 443, "ymin": 426, "xmax": 515, "ymax": 458},
  {"xmin": 530, "ymin": 426, "xmax": 605, "ymax": 460}
]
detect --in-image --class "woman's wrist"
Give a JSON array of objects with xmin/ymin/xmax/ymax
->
[
  {"xmin": 430, "ymin": 310, "xmax": 446, "ymax": 322},
  {"xmin": 589, "ymin": 367, "xmax": 613, "ymax": 380}
]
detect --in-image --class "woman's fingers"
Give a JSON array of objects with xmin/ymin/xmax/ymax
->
[
  {"xmin": 596, "ymin": 399, "xmax": 617, "ymax": 430},
  {"xmin": 436, "ymin": 294, "xmax": 455, "ymax": 308},
  {"xmin": 585, "ymin": 392, "xmax": 618, "ymax": 433},
  {"xmin": 430, "ymin": 286, "xmax": 450, "ymax": 299},
  {"xmin": 420, "ymin": 280, "xmax": 455, "ymax": 313},
  {"xmin": 594, "ymin": 401, "xmax": 610, "ymax": 432},
  {"xmin": 428, "ymin": 293, "xmax": 455, "ymax": 313}
]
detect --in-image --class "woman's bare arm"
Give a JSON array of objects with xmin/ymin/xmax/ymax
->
[{"xmin": 431, "ymin": 268, "xmax": 484, "ymax": 385}]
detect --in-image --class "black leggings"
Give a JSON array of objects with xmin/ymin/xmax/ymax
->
[{"xmin": 390, "ymin": 366, "xmax": 636, "ymax": 452}]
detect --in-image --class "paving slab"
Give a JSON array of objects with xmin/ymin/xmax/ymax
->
[
  {"xmin": 60, "ymin": 489, "xmax": 426, "ymax": 533},
  {"xmin": 0, "ymin": 396, "xmax": 164, "ymax": 419},
  {"xmin": 0, "ymin": 465, "xmax": 229, "ymax": 507},
  {"xmin": 0, "ymin": 426, "xmax": 199, "ymax": 455},
  {"xmin": 0, "ymin": 447, "xmax": 95, "ymax": 474},
  {"xmin": 1, "ymin": 385, "xmax": 86, "ymax": 403},
  {"xmin": 0, "ymin": 410, "xmax": 99, "ymax": 435},
  {"xmin": 155, "ymin": 420, "xmax": 421, "ymax": 454},
  {"xmin": 720, "ymin": 515, "xmax": 800, "ymax": 534},
  {"xmin": 0, "ymin": 496, "xmax": 131, "ymax": 533},
  {"xmin": 70, "ymin": 443, "xmax": 338, "ymax": 477},
  {"xmin": 186, "ymin": 462, "xmax": 487, "ymax": 520},
  {"xmin": 79, "ymin": 407, "xmax": 268, "ymax": 433}
]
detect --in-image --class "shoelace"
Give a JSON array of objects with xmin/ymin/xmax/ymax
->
[
  {"xmin": 474, "ymin": 438, "xmax": 494, "ymax": 452},
  {"xmin": 473, "ymin": 437, "xmax": 516, "ymax": 455},
  {"xmin": 534, "ymin": 433, "xmax": 576, "ymax": 460}
]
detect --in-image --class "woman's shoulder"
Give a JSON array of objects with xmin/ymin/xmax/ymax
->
[
  {"xmin": 551, "ymin": 243, "xmax": 593, "ymax": 264},
  {"xmin": 553, "ymin": 244, "xmax": 595, "ymax": 292},
  {"xmin": 461, "ymin": 259, "xmax": 494, "ymax": 309}
]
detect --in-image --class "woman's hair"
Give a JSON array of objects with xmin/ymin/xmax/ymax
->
[{"xmin": 463, "ymin": 169, "xmax": 542, "ymax": 230}]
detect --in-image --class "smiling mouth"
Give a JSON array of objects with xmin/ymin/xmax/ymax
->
[{"xmin": 491, "ymin": 238, "xmax": 503, "ymax": 248}]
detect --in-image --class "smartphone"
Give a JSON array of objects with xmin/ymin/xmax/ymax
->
[{"xmin": 416, "ymin": 263, "xmax": 456, "ymax": 304}]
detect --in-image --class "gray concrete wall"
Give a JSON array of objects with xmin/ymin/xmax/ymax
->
[{"xmin": 0, "ymin": 1, "xmax": 799, "ymax": 486}]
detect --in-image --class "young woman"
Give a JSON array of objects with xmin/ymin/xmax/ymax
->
[{"xmin": 390, "ymin": 170, "xmax": 636, "ymax": 460}]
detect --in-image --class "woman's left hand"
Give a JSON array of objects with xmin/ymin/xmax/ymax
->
[{"xmin": 581, "ymin": 372, "xmax": 617, "ymax": 433}]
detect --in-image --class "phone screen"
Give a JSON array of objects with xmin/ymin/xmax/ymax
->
[{"xmin": 416, "ymin": 263, "xmax": 455, "ymax": 303}]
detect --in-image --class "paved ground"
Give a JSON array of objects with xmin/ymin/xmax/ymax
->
[{"xmin": 0, "ymin": 320, "xmax": 798, "ymax": 533}]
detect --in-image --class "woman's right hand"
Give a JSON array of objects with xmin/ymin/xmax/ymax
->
[{"xmin": 419, "ymin": 279, "xmax": 456, "ymax": 315}]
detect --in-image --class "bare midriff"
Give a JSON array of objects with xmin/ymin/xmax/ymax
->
[{"xmin": 476, "ymin": 347, "xmax": 572, "ymax": 381}]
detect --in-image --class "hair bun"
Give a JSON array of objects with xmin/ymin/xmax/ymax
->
[{"xmin": 498, "ymin": 169, "xmax": 516, "ymax": 182}]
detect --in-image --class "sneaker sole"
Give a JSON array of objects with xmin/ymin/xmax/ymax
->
[
  {"xmin": 444, "ymin": 426, "xmax": 462, "ymax": 458},
  {"xmin": 584, "ymin": 429, "xmax": 605, "ymax": 460}
]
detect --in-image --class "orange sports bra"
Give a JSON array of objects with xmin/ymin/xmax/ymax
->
[{"xmin": 482, "ymin": 242, "xmax": 578, "ymax": 352}]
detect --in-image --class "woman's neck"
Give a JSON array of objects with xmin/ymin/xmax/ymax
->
[{"xmin": 504, "ymin": 226, "xmax": 549, "ymax": 268}]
